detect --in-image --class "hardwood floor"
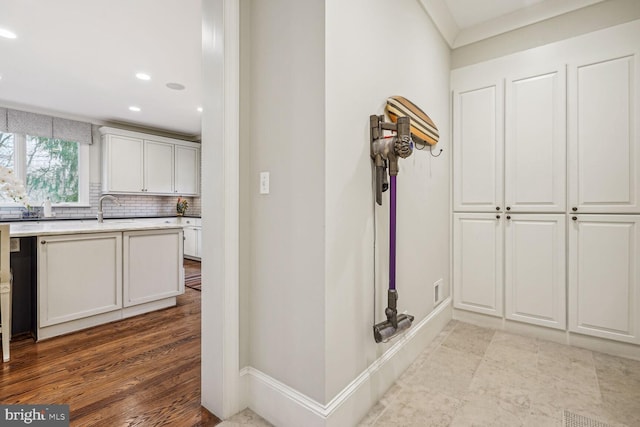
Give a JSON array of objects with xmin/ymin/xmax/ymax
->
[{"xmin": 0, "ymin": 260, "xmax": 219, "ymax": 426}]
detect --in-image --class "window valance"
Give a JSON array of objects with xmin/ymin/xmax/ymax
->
[{"xmin": 0, "ymin": 107, "xmax": 92, "ymax": 144}]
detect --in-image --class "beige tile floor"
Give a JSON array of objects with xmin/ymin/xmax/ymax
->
[{"xmin": 220, "ymin": 320, "xmax": 640, "ymax": 427}]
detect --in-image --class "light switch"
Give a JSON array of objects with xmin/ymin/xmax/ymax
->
[{"xmin": 260, "ymin": 172, "xmax": 270, "ymax": 194}]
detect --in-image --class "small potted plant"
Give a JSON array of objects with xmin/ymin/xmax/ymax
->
[{"xmin": 176, "ymin": 197, "xmax": 189, "ymax": 216}]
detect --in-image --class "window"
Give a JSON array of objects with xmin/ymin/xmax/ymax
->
[{"xmin": 0, "ymin": 132, "xmax": 89, "ymax": 206}]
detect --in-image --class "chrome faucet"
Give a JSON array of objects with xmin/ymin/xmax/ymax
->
[{"xmin": 97, "ymin": 195, "xmax": 121, "ymax": 223}]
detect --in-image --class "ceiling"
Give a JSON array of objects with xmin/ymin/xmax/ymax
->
[
  {"xmin": 0, "ymin": 0, "xmax": 605, "ymax": 140},
  {"xmin": 0, "ymin": 0, "xmax": 202, "ymax": 139},
  {"xmin": 422, "ymin": 0, "xmax": 605, "ymax": 47}
]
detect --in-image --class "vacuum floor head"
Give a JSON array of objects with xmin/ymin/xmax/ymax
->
[{"xmin": 373, "ymin": 313, "xmax": 415, "ymax": 343}]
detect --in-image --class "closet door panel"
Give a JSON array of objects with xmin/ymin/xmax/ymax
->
[
  {"xmin": 505, "ymin": 68, "xmax": 566, "ymax": 212},
  {"xmin": 453, "ymin": 80, "xmax": 504, "ymax": 212},
  {"xmin": 569, "ymin": 53, "xmax": 640, "ymax": 213}
]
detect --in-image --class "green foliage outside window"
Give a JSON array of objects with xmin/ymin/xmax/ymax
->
[{"xmin": 26, "ymin": 136, "xmax": 79, "ymax": 203}]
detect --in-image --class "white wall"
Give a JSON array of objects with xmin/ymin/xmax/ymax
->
[
  {"xmin": 451, "ymin": 0, "xmax": 640, "ymax": 69},
  {"xmin": 244, "ymin": 0, "xmax": 327, "ymax": 403},
  {"xmin": 324, "ymin": 0, "xmax": 451, "ymax": 402}
]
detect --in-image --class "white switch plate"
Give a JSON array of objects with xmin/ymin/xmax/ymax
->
[{"xmin": 260, "ymin": 172, "xmax": 270, "ymax": 194}]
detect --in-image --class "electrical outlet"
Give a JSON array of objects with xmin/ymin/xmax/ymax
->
[{"xmin": 434, "ymin": 279, "xmax": 443, "ymax": 306}]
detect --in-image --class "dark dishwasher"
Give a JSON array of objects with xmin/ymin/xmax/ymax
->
[{"xmin": 10, "ymin": 236, "xmax": 37, "ymax": 339}]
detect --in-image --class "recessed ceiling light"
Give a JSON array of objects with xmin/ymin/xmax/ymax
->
[
  {"xmin": 166, "ymin": 82, "xmax": 186, "ymax": 91},
  {"xmin": 129, "ymin": 106, "xmax": 141, "ymax": 112},
  {"xmin": 136, "ymin": 72, "xmax": 151, "ymax": 81},
  {"xmin": 197, "ymin": 107, "xmax": 203, "ymax": 112},
  {"xmin": 0, "ymin": 28, "xmax": 17, "ymax": 39}
]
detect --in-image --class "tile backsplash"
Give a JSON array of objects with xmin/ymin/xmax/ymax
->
[{"xmin": 0, "ymin": 183, "xmax": 201, "ymax": 220}]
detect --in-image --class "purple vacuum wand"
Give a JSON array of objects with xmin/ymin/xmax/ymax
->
[{"xmin": 371, "ymin": 115, "xmax": 415, "ymax": 343}]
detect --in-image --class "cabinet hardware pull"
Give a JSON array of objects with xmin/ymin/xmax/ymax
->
[
  {"xmin": 496, "ymin": 207, "xmax": 500, "ymax": 211},
  {"xmin": 41, "ymin": 240, "xmax": 46, "ymax": 245},
  {"xmin": 572, "ymin": 216, "xmax": 577, "ymax": 221},
  {"xmin": 506, "ymin": 207, "xmax": 511, "ymax": 211},
  {"xmin": 506, "ymin": 215, "xmax": 511, "ymax": 220},
  {"xmin": 572, "ymin": 207, "xmax": 577, "ymax": 211},
  {"xmin": 496, "ymin": 215, "xmax": 500, "ymax": 219}
]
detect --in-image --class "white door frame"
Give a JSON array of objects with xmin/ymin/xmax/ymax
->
[{"xmin": 201, "ymin": 0, "xmax": 243, "ymax": 418}]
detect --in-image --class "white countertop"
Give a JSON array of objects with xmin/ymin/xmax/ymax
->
[{"xmin": 4, "ymin": 218, "xmax": 184, "ymax": 237}]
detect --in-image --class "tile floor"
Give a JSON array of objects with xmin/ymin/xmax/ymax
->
[{"xmin": 220, "ymin": 320, "xmax": 640, "ymax": 426}]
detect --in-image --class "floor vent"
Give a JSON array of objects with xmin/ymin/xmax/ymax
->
[{"xmin": 563, "ymin": 410, "xmax": 612, "ymax": 427}]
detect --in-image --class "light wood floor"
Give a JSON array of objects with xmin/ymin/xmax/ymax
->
[{"xmin": 0, "ymin": 260, "xmax": 219, "ymax": 426}]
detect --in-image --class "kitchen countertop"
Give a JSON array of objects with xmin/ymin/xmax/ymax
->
[{"xmin": 4, "ymin": 218, "xmax": 185, "ymax": 237}]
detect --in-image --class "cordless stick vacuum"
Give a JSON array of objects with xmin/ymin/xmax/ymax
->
[
  {"xmin": 370, "ymin": 97, "xmax": 440, "ymax": 343},
  {"xmin": 371, "ymin": 115, "xmax": 415, "ymax": 343}
]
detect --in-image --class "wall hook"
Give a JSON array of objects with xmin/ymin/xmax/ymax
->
[{"xmin": 429, "ymin": 145, "xmax": 443, "ymax": 158}]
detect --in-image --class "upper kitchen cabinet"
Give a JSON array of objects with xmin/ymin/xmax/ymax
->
[
  {"xmin": 174, "ymin": 145, "xmax": 200, "ymax": 196},
  {"xmin": 453, "ymin": 77, "xmax": 504, "ymax": 212},
  {"xmin": 100, "ymin": 127, "xmax": 201, "ymax": 196},
  {"xmin": 102, "ymin": 134, "xmax": 144, "ymax": 193},
  {"xmin": 568, "ymin": 49, "xmax": 640, "ymax": 213},
  {"xmin": 144, "ymin": 140, "xmax": 174, "ymax": 194}
]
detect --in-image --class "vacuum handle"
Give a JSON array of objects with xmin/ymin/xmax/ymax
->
[{"xmin": 389, "ymin": 175, "xmax": 397, "ymax": 291}]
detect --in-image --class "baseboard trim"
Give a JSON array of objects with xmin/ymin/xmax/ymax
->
[{"xmin": 240, "ymin": 298, "xmax": 452, "ymax": 426}]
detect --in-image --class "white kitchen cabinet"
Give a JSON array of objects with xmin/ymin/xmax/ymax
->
[
  {"xmin": 504, "ymin": 214, "xmax": 566, "ymax": 329},
  {"xmin": 144, "ymin": 140, "xmax": 174, "ymax": 194},
  {"xmin": 569, "ymin": 215, "xmax": 640, "ymax": 344},
  {"xmin": 38, "ymin": 232, "xmax": 122, "ymax": 328},
  {"xmin": 453, "ymin": 78, "xmax": 504, "ymax": 212},
  {"xmin": 182, "ymin": 218, "xmax": 201, "ymax": 260},
  {"xmin": 505, "ymin": 67, "xmax": 566, "ymax": 212},
  {"xmin": 123, "ymin": 229, "xmax": 184, "ymax": 307},
  {"xmin": 183, "ymin": 226, "xmax": 200, "ymax": 259},
  {"xmin": 100, "ymin": 127, "xmax": 201, "ymax": 196},
  {"xmin": 102, "ymin": 134, "xmax": 144, "ymax": 193},
  {"xmin": 453, "ymin": 213, "xmax": 503, "ymax": 317},
  {"xmin": 175, "ymin": 145, "xmax": 200, "ymax": 196},
  {"xmin": 568, "ymin": 52, "xmax": 640, "ymax": 213}
]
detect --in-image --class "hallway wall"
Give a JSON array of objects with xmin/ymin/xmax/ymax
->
[{"xmin": 324, "ymin": 0, "xmax": 451, "ymax": 403}]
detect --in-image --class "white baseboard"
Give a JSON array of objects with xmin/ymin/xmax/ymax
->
[{"xmin": 240, "ymin": 298, "xmax": 453, "ymax": 427}]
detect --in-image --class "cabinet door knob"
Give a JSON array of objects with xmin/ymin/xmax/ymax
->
[
  {"xmin": 506, "ymin": 215, "xmax": 511, "ymax": 220},
  {"xmin": 572, "ymin": 216, "xmax": 577, "ymax": 221},
  {"xmin": 40, "ymin": 240, "xmax": 46, "ymax": 245},
  {"xmin": 506, "ymin": 206, "xmax": 511, "ymax": 211},
  {"xmin": 496, "ymin": 215, "xmax": 501, "ymax": 219},
  {"xmin": 572, "ymin": 207, "xmax": 577, "ymax": 212},
  {"xmin": 496, "ymin": 207, "xmax": 500, "ymax": 211}
]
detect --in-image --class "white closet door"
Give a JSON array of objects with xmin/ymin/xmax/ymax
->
[
  {"xmin": 569, "ymin": 215, "xmax": 640, "ymax": 344},
  {"xmin": 505, "ymin": 68, "xmax": 566, "ymax": 213},
  {"xmin": 453, "ymin": 213, "xmax": 503, "ymax": 317},
  {"xmin": 568, "ymin": 52, "xmax": 640, "ymax": 213},
  {"xmin": 453, "ymin": 79, "xmax": 504, "ymax": 212},
  {"xmin": 505, "ymin": 214, "xmax": 566, "ymax": 329}
]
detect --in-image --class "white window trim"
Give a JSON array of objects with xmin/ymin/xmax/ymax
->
[{"xmin": 0, "ymin": 134, "xmax": 90, "ymax": 208}]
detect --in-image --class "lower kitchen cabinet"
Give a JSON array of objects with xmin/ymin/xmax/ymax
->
[
  {"xmin": 453, "ymin": 213, "xmax": 503, "ymax": 317},
  {"xmin": 38, "ymin": 233, "xmax": 123, "ymax": 328},
  {"xmin": 569, "ymin": 215, "xmax": 640, "ymax": 344},
  {"xmin": 504, "ymin": 214, "xmax": 566, "ymax": 329},
  {"xmin": 123, "ymin": 229, "xmax": 184, "ymax": 307},
  {"xmin": 182, "ymin": 217, "xmax": 201, "ymax": 260}
]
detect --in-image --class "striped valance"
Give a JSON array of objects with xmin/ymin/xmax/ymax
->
[{"xmin": 0, "ymin": 107, "xmax": 92, "ymax": 144}]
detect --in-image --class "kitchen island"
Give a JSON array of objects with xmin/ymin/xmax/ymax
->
[{"xmin": 4, "ymin": 219, "xmax": 185, "ymax": 340}]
